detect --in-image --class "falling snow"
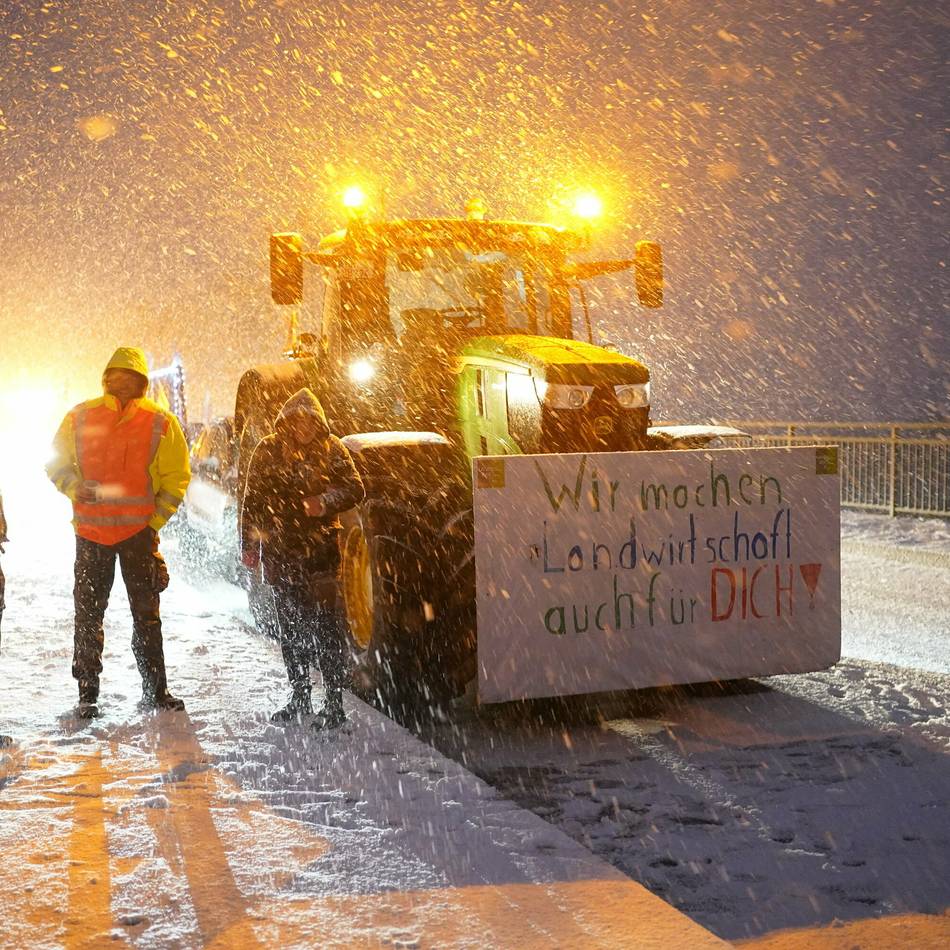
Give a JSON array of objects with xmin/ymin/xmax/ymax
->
[
  {"xmin": 0, "ymin": 1, "xmax": 948, "ymax": 945},
  {"xmin": 0, "ymin": 1, "xmax": 946, "ymax": 419}
]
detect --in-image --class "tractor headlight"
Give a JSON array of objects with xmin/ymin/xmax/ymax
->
[
  {"xmin": 348, "ymin": 358, "xmax": 376, "ymax": 385},
  {"xmin": 614, "ymin": 382, "xmax": 650, "ymax": 409},
  {"xmin": 535, "ymin": 380, "xmax": 594, "ymax": 409}
]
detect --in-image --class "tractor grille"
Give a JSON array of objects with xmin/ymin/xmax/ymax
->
[{"xmin": 542, "ymin": 393, "xmax": 649, "ymax": 453}]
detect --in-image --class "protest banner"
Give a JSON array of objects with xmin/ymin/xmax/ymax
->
[{"xmin": 474, "ymin": 446, "xmax": 840, "ymax": 703}]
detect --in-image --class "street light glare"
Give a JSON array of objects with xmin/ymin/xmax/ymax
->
[{"xmin": 0, "ymin": 384, "xmax": 59, "ymax": 475}]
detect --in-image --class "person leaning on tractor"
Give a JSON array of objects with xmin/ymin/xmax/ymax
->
[
  {"xmin": 241, "ymin": 388, "xmax": 364, "ymax": 730},
  {"xmin": 46, "ymin": 347, "xmax": 191, "ymax": 718}
]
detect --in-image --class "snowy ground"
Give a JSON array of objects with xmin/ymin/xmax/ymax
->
[
  {"xmin": 425, "ymin": 511, "xmax": 950, "ymax": 944},
  {"xmin": 0, "ymin": 483, "xmax": 721, "ymax": 949},
  {"xmin": 839, "ymin": 510, "xmax": 950, "ymax": 674},
  {"xmin": 1, "ymin": 477, "xmax": 948, "ymax": 947}
]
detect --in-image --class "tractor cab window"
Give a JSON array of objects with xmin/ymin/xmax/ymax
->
[
  {"xmin": 386, "ymin": 246, "xmax": 569, "ymax": 343},
  {"xmin": 502, "ymin": 267, "xmax": 530, "ymax": 331}
]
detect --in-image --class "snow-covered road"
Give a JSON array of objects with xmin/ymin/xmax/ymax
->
[
  {"xmin": 0, "ymin": 485, "xmax": 722, "ymax": 949},
  {"xmin": 0, "ymin": 480, "xmax": 947, "ymax": 948},
  {"xmin": 425, "ymin": 512, "xmax": 950, "ymax": 945}
]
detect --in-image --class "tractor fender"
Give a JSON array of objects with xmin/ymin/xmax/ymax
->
[{"xmin": 647, "ymin": 424, "xmax": 749, "ymax": 450}]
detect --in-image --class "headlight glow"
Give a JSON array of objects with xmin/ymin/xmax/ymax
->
[
  {"xmin": 0, "ymin": 383, "xmax": 61, "ymax": 479},
  {"xmin": 614, "ymin": 382, "xmax": 650, "ymax": 409},
  {"xmin": 348, "ymin": 359, "xmax": 376, "ymax": 385},
  {"xmin": 534, "ymin": 381, "xmax": 594, "ymax": 409}
]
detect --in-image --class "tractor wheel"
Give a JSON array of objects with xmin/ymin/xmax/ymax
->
[
  {"xmin": 341, "ymin": 502, "xmax": 475, "ymax": 721},
  {"xmin": 341, "ymin": 515, "xmax": 375, "ymax": 686},
  {"xmin": 339, "ymin": 434, "xmax": 476, "ymax": 722}
]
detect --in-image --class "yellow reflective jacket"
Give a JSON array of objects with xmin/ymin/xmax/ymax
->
[{"xmin": 47, "ymin": 395, "xmax": 191, "ymax": 536}]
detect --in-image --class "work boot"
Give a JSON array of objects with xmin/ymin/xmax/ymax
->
[
  {"xmin": 77, "ymin": 679, "xmax": 100, "ymax": 719},
  {"xmin": 270, "ymin": 687, "xmax": 313, "ymax": 724},
  {"xmin": 311, "ymin": 694, "xmax": 346, "ymax": 731},
  {"xmin": 140, "ymin": 688, "xmax": 186, "ymax": 712}
]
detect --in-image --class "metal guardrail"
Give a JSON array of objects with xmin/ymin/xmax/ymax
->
[{"xmin": 717, "ymin": 422, "xmax": 949, "ymax": 518}]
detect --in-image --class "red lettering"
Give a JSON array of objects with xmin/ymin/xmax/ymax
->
[
  {"xmin": 775, "ymin": 564, "xmax": 794, "ymax": 617},
  {"xmin": 711, "ymin": 568, "xmax": 737, "ymax": 621},
  {"xmin": 749, "ymin": 566, "xmax": 767, "ymax": 619}
]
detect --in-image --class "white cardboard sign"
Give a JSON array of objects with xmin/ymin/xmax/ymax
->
[{"xmin": 473, "ymin": 447, "xmax": 841, "ymax": 703}]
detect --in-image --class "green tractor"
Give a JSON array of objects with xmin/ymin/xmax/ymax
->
[{"xmin": 235, "ymin": 206, "xmax": 674, "ymax": 710}]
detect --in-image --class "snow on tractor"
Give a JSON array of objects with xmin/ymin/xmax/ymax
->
[
  {"xmin": 215, "ymin": 197, "xmax": 751, "ymax": 712},
  {"xmin": 183, "ymin": 195, "xmax": 763, "ymax": 711}
]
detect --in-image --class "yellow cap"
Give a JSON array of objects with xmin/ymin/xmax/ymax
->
[{"xmin": 104, "ymin": 347, "xmax": 149, "ymax": 379}]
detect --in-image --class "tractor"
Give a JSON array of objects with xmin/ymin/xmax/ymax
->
[{"xmin": 213, "ymin": 198, "xmax": 738, "ymax": 710}]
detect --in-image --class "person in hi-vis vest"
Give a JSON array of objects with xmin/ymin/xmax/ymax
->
[{"xmin": 47, "ymin": 347, "xmax": 191, "ymax": 717}]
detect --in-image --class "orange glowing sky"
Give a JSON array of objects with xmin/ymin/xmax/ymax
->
[{"xmin": 0, "ymin": 0, "xmax": 946, "ymax": 420}]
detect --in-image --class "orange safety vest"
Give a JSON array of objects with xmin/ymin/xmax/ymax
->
[{"xmin": 72, "ymin": 400, "xmax": 168, "ymax": 545}]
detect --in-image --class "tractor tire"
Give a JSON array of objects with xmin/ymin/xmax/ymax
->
[{"xmin": 339, "ymin": 434, "xmax": 475, "ymax": 721}]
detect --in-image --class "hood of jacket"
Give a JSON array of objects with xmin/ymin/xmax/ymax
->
[
  {"xmin": 103, "ymin": 347, "xmax": 150, "ymax": 380},
  {"xmin": 275, "ymin": 388, "xmax": 330, "ymax": 441}
]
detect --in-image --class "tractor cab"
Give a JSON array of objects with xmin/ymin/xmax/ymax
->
[
  {"xmin": 270, "ymin": 212, "xmax": 663, "ymax": 455},
  {"xmin": 315, "ymin": 218, "xmax": 578, "ymax": 354}
]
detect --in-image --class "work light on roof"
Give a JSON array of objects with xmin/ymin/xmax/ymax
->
[
  {"xmin": 573, "ymin": 191, "xmax": 603, "ymax": 220},
  {"xmin": 342, "ymin": 185, "xmax": 368, "ymax": 211},
  {"xmin": 465, "ymin": 197, "xmax": 487, "ymax": 221}
]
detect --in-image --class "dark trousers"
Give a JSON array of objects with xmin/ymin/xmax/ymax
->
[
  {"xmin": 272, "ymin": 574, "xmax": 349, "ymax": 702},
  {"xmin": 73, "ymin": 527, "xmax": 170, "ymax": 696}
]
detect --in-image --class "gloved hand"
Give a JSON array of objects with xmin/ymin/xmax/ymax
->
[
  {"xmin": 146, "ymin": 528, "xmax": 170, "ymax": 592},
  {"xmin": 303, "ymin": 494, "xmax": 327, "ymax": 517},
  {"xmin": 242, "ymin": 549, "xmax": 260, "ymax": 570},
  {"xmin": 153, "ymin": 553, "xmax": 170, "ymax": 592}
]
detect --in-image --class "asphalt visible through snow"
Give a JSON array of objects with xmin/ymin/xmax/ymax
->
[
  {"xmin": 420, "ymin": 528, "xmax": 950, "ymax": 944},
  {"xmin": 0, "ymin": 490, "xmax": 947, "ymax": 947}
]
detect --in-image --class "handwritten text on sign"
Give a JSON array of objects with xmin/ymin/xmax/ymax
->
[{"xmin": 473, "ymin": 447, "xmax": 840, "ymax": 703}]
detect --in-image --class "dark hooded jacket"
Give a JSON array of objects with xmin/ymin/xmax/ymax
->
[{"xmin": 241, "ymin": 389, "xmax": 364, "ymax": 582}]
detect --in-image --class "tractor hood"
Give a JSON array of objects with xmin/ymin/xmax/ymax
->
[{"xmin": 462, "ymin": 335, "xmax": 650, "ymax": 386}]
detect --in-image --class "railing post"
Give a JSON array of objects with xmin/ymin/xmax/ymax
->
[
  {"xmin": 889, "ymin": 425, "xmax": 897, "ymax": 516},
  {"xmin": 787, "ymin": 424, "xmax": 795, "ymax": 447}
]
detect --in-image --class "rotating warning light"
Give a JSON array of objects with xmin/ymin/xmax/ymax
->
[
  {"xmin": 573, "ymin": 191, "xmax": 603, "ymax": 220},
  {"xmin": 342, "ymin": 185, "xmax": 368, "ymax": 211},
  {"xmin": 465, "ymin": 197, "xmax": 487, "ymax": 220}
]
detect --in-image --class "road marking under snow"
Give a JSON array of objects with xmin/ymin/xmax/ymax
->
[{"xmin": 0, "ymin": 711, "xmax": 730, "ymax": 948}]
